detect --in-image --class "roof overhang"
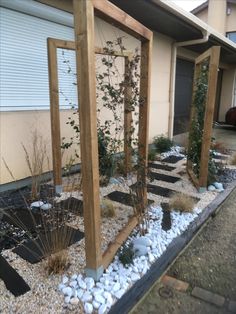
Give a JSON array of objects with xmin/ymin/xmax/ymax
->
[{"xmin": 110, "ymin": 0, "xmax": 236, "ymax": 64}]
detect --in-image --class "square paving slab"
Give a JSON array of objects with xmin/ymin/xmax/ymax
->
[
  {"xmin": 149, "ymin": 172, "xmax": 180, "ymax": 183},
  {"xmin": 148, "ymin": 163, "xmax": 175, "ymax": 172},
  {"xmin": 162, "ymin": 156, "xmax": 184, "ymax": 164},
  {"xmin": 106, "ymin": 191, "xmax": 154, "ymax": 207}
]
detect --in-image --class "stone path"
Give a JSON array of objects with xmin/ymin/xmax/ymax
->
[{"xmin": 131, "ymin": 188, "xmax": 236, "ymax": 314}]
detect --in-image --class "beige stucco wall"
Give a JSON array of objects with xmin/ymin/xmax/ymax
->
[
  {"xmin": 195, "ymin": 9, "xmax": 208, "ymax": 23},
  {"xmin": 219, "ymin": 68, "xmax": 236, "ymax": 121},
  {"xmin": 0, "ymin": 7, "xmax": 173, "ymax": 185},
  {"xmin": 226, "ymin": 3, "xmax": 236, "ymax": 32}
]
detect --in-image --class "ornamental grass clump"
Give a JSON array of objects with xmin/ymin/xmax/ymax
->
[
  {"xmin": 100, "ymin": 199, "xmax": 116, "ymax": 218},
  {"xmin": 168, "ymin": 192, "xmax": 195, "ymax": 213},
  {"xmin": 153, "ymin": 135, "xmax": 173, "ymax": 153}
]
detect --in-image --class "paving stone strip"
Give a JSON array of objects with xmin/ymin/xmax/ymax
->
[{"xmin": 191, "ymin": 286, "xmax": 225, "ymax": 307}]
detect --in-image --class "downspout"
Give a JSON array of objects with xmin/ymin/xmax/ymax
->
[{"xmin": 168, "ymin": 30, "xmax": 209, "ymax": 138}]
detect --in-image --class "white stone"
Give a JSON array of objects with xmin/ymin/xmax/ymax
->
[
  {"xmin": 64, "ymin": 296, "xmax": 71, "ymax": 304},
  {"xmin": 62, "ymin": 276, "xmax": 69, "ymax": 284},
  {"xmin": 213, "ymin": 182, "xmax": 223, "ymax": 190},
  {"xmin": 92, "ymin": 287, "xmax": 104, "ymax": 295},
  {"xmin": 92, "ymin": 300, "xmax": 100, "ymax": 309},
  {"xmin": 133, "ymin": 236, "xmax": 151, "ymax": 247},
  {"xmin": 112, "ymin": 282, "xmax": 120, "ymax": 292},
  {"xmin": 30, "ymin": 201, "xmax": 44, "ymax": 208},
  {"xmin": 58, "ymin": 283, "xmax": 65, "ymax": 291},
  {"xmin": 78, "ymin": 279, "xmax": 87, "ymax": 290},
  {"xmin": 70, "ymin": 297, "xmax": 79, "ymax": 305},
  {"xmin": 72, "ymin": 289, "xmax": 78, "ymax": 298},
  {"xmin": 103, "ymin": 291, "xmax": 112, "ymax": 299},
  {"xmin": 62, "ymin": 287, "xmax": 72, "ymax": 297},
  {"xmin": 40, "ymin": 203, "xmax": 52, "ymax": 210},
  {"xmin": 69, "ymin": 280, "xmax": 77, "ymax": 288},
  {"xmin": 131, "ymin": 273, "xmax": 140, "ymax": 282},
  {"xmin": 133, "ymin": 244, "xmax": 148, "ymax": 256},
  {"xmin": 95, "ymin": 294, "xmax": 105, "ymax": 304},
  {"xmin": 115, "ymin": 289, "xmax": 125, "ymax": 299},
  {"xmin": 98, "ymin": 304, "xmax": 107, "ymax": 314},
  {"xmin": 208, "ymin": 185, "xmax": 216, "ymax": 191},
  {"xmin": 77, "ymin": 289, "xmax": 84, "ymax": 299},
  {"xmin": 82, "ymin": 291, "xmax": 93, "ymax": 302},
  {"xmin": 84, "ymin": 302, "xmax": 93, "ymax": 314},
  {"xmin": 85, "ymin": 278, "xmax": 95, "ymax": 290},
  {"xmin": 148, "ymin": 253, "xmax": 155, "ymax": 263},
  {"xmin": 96, "ymin": 282, "xmax": 104, "ymax": 289},
  {"xmin": 71, "ymin": 274, "xmax": 78, "ymax": 280}
]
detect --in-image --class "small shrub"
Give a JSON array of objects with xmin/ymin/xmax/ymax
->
[
  {"xmin": 229, "ymin": 153, "xmax": 236, "ymax": 166},
  {"xmin": 153, "ymin": 135, "xmax": 173, "ymax": 153},
  {"xmin": 148, "ymin": 149, "xmax": 156, "ymax": 161},
  {"xmin": 168, "ymin": 192, "xmax": 195, "ymax": 213},
  {"xmin": 118, "ymin": 243, "xmax": 134, "ymax": 267},
  {"xmin": 100, "ymin": 199, "xmax": 116, "ymax": 218},
  {"xmin": 45, "ymin": 250, "xmax": 69, "ymax": 275}
]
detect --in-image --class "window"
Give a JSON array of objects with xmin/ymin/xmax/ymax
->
[
  {"xmin": 226, "ymin": 31, "xmax": 236, "ymax": 43},
  {"xmin": 0, "ymin": 7, "xmax": 77, "ymax": 111}
]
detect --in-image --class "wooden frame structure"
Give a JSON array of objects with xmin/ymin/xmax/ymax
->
[
  {"xmin": 187, "ymin": 46, "xmax": 221, "ymax": 192},
  {"xmin": 48, "ymin": 0, "xmax": 152, "ymax": 279},
  {"xmin": 48, "ymin": 38, "xmax": 133, "ymax": 193}
]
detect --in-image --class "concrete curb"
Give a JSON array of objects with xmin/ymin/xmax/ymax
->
[{"xmin": 108, "ymin": 180, "xmax": 236, "ymax": 314}]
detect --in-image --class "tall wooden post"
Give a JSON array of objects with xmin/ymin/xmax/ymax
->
[
  {"xmin": 73, "ymin": 0, "xmax": 103, "ymax": 280},
  {"xmin": 47, "ymin": 39, "xmax": 63, "ymax": 194},
  {"xmin": 138, "ymin": 38, "xmax": 152, "ymax": 209}
]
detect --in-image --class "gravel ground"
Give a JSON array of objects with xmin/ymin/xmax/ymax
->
[{"xmin": 0, "ymin": 156, "xmax": 234, "ymax": 313}]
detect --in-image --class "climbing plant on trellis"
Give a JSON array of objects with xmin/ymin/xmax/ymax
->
[
  {"xmin": 187, "ymin": 46, "xmax": 221, "ymax": 192},
  {"xmin": 48, "ymin": 0, "xmax": 152, "ymax": 279}
]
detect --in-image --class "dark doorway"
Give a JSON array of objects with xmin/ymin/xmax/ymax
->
[
  {"xmin": 174, "ymin": 58, "xmax": 194, "ymax": 135},
  {"xmin": 213, "ymin": 68, "xmax": 223, "ymax": 122}
]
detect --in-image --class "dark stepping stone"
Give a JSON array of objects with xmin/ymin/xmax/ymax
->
[
  {"xmin": 161, "ymin": 203, "xmax": 172, "ymax": 231},
  {"xmin": 0, "ymin": 255, "xmax": 30, "ymax": 296},
  {"xmin": 58, "ymin": 197, "xmax": 83, "ymax": 216},
  {"xmin": 13, "ymin": 227, "xmax": 84, "ymax": 264},
  {"xmin": 106, "ymin": 191, "xmax": 154, "ymax": 207},
  {"xmin": 162, "ymin": 156, "xmax": 184, "ymax": 164},
  {"xmin": 213, "ymin": 155, "xmax": 228, "ymax": 160},
  {"xmin": 149, "ymin": 172, "xmax": 180, "ymax": 183},
  {"xmin": 3, "ymin": 208, "xmax": 46, "ymax": 232},
  {"xmin": 147, "ymin": 184, "xmax": 173, "ymax": 197},
  {"xmin": 148, "ymin": 163, "xmax": 175, "ymax": 171}
]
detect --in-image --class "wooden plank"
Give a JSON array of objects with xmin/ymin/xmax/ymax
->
[
  {"xmin": 73, "ymin": 0, "xmax": 102, "ymax": 272},
  {"xmin": 199, "ymin": 46, "xmax": 221, "ymax": 187},
  {"xmin": 137, "ymin": 37, "xmax": 153, "ymax": 209},
  {"xmin": 102, "ymin": 215, "xmax": 138, "ymax": 269},
  {"xmin": 124, "ymin": 54, "xmax": 133, "ymax": 174},
  {"xmin": 92, "ymin": 0, "xmax": 152, "ymax": 41},
  {"xmin": 195, "ymin": 47, "xmax": 211, "ymax": 64},
  {"xmin": 47, "ymin": 38, "xmax": 62, "ymax": 189}
]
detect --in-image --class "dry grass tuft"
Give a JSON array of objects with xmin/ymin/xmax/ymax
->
[
  {"xmin": 45, "ymin": 250, "xmax": 69, "ymax": 275},
  {"xmin": 229, "ymin": 153, "xmax": 236, "ymax": 166},
  {"xmin": 101, "ymin": 199, "xmax": 116, "ymax": 218},
  {"xmin": 211, "ymin": 141, "xmax": 228, "ymax": 155},
  {"xmin": 168, "ymin": 192, "xmax": 195, "ymax": 213}
]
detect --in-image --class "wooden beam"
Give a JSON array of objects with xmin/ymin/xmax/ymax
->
[
  {"xmin": 199, "ymin": 46, "xmax": 221, "ymax": 187},
  {"xmin": 102, "ymin": 215, "xmax": 138, "ymax": 269},
  {"xmin": 47, "ymin": 38, "xmax": 62, "ymax": 192},
  {"xmin": 92, "ymin": 0, "xmax": 152, "ymax": 41},
  {"xmin": 137, "ymin": 37, "xmax": 153, "ymax": 209},
  {"xmin": 73, "ymin": 0, "xmax": 102, "ymax": 277},
  {"xmin": 124, "ymin": 54, "xmax": 133, "ymax": 174}
]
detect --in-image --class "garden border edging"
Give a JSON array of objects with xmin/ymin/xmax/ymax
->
[{"xmin": 108, "ymin": 180, "xmax": 236, "ymax": 314}]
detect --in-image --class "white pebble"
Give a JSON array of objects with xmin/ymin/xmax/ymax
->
[
  {"xmin": 98, "ymin": 304, "xmax": 107, "ymax": 314},
  {"xmin": 115, "ymin": 289, "xmax": 125, "ymax": 299},
  {"xmin": 62, "ymin": 287, "xmax": 72, "ymax": 297},
  {"xmin": 82, "ymin": 291, "xmax": 93, "ymax": 302},
  {"xmin": 95, "ymin": 294, "xmax": 105, "ymax": 304},
  {"xmin": 77, "ymin": 289, "xmax": 84, "ymax": 299},
  {"xmin": 84, "ymin": 302, "xmax": 93, "ymax": 314},
  {"xmin": 69, "ymin": 280, "xmax": 77, "ymax": 288},
  {"xmin": 65, "ymin": 296, "xmax": 71, "ymax": 304},
  {"xmin": 70, "ymin": 297, "xmax": 79, "ymax": 305},
  {"xmin": 62, "ymin": 276, "xmax": 69, "ymax": 284},
  {"xmin": 78, "ymin": 279, "xmax": 87, "ymax": 290},
  {"xmin": 92, "ymin": 300, "xmax": 100, "ymax": 309},
  {"xmin": 131, "ymin": 273, "xmax": 140, "ymax": 282},
  {"xmin": 112, "ymin": 282, "xmax": 120, "ymax": 292}
]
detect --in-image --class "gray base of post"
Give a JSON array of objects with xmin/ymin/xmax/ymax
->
[
  {"xmin": 198, "ymin": 187, "xmax": 207, "ymax": 193},
  {"xmin": 85, "ymin": 266, "xmax": 104, "ymax": 281},
  {"xmin": 55, "ymin": 185, "xmax": 63, "ymax": 194}
]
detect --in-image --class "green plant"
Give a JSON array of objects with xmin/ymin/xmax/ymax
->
[
  {"xmin": 100, "ymin": 199, "xmax": 116, "ymax": 218},
  {"xmin": 148, "ymin": 148, "xmax": 156, "ymax": 161},
  {"xmin": 187, "ymin": 59, "xmax": 218, "ymax": 184},
  {"xmin": 118, "ymin": 242, "xmax": 134, "ymax": 267},
  {"xmin": 153, "ymin": 135, "xmax": 173, "ymax": 153},
  {"xmin": 168, "ymin": 192, "xmax": 195, "ymax": 213}
]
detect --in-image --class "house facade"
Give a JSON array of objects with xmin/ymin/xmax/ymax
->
[{"xmin": 0, "ymin": 0, "xmax": 236, "ymax": 189}]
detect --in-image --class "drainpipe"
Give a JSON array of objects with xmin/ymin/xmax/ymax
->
[{"xmin": 168, "ymin": 30, "xmax": 209, "ymax": 138}]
